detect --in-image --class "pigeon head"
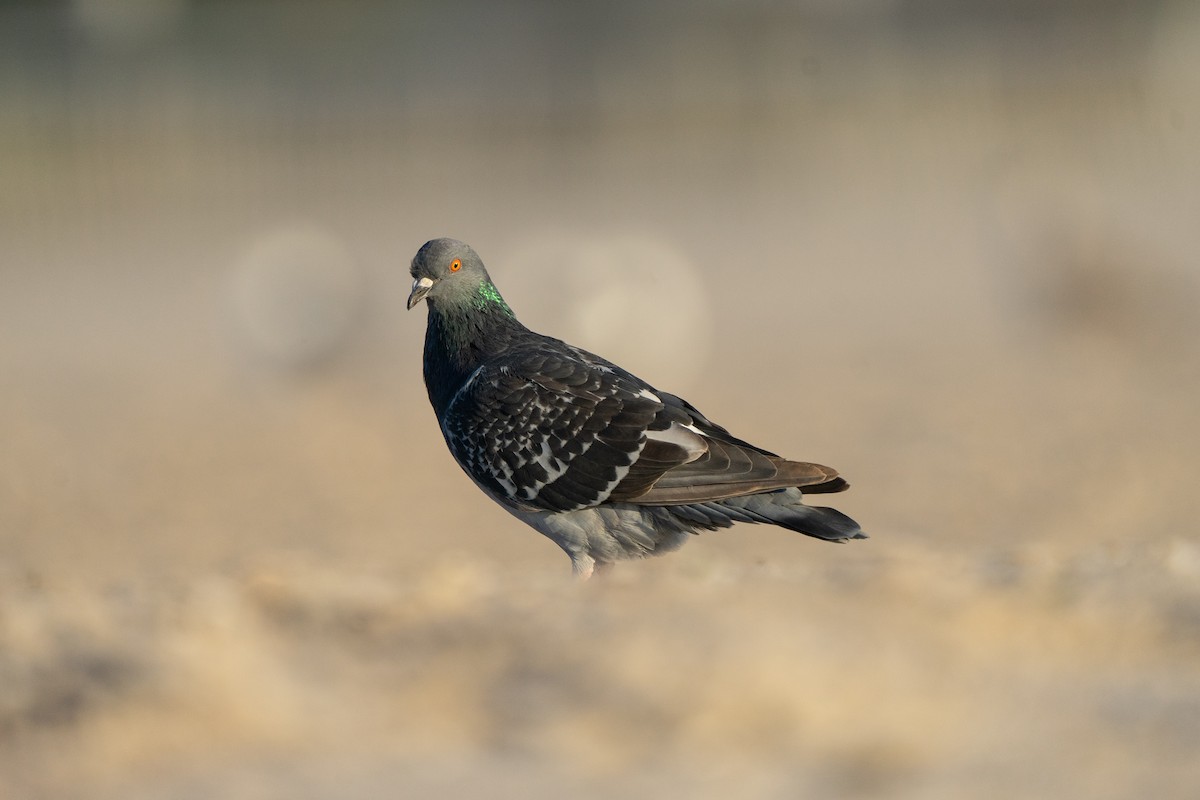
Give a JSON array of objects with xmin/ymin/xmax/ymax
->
[{"xmin": 407, "ymin": 238, "xmax": 510, "ymax": 314}]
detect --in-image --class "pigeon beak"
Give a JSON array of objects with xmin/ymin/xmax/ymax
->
[{"xmin": 407, "ymin": 277, "xmax": 435, "ymax": 310}]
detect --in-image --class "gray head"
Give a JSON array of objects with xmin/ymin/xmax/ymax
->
[{"xmin": 407, "ymin": 238, "xmax": 504, "ymax": 312}]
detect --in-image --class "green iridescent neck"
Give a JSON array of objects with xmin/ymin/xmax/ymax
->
[
  {"xmin": 474, "ymin": 281, "xmax": 514, "ymax": 316},
  {"xmin": 425, "ymin": 278, "xmax": 526, "ymax": 403}
]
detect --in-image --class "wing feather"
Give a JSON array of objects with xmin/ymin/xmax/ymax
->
[{"xmin": 441, "ymin": 340, "xmax": 845, "ymax": 512}]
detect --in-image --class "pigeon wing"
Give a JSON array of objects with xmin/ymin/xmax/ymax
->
[
  {"xmin": 441, "ymin": 342, "xmax": 845, "ymax": 512},
  {"xmin": 439, "ymin": 346, "xmax": 665, "ymax": 512},
  {"xmin": 608, "ymin": 391, "xmax": 846, "ymax": 505}
]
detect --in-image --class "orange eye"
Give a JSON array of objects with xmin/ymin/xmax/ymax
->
[{"xmin": 449, "ymin": 259, "xmax": 462, "ymax": 272}]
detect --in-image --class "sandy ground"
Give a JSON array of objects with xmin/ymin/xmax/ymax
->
[{"xmin": 3, "ymin": 5, "xmax": 1200, "ymax": 798}]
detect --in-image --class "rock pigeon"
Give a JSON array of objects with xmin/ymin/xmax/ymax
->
[{"xmin": 408, "ymin": 238, "xmax": 865, "ymax": 577}]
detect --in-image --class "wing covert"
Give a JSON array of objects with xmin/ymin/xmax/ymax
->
[
  {"xmin": 440, "ymin": 348, "xmax": 663, "ymax": 512},
  {"xmin": 439, "ymin": 343, "xmax": 845, "ymax": 512}
]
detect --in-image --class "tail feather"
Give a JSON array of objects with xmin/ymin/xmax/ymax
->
[
  {"xmin": 783, "ymin": 504, "xmax": 867, "ymax": 541},
  {"xmin": 680, "ymin": 488, "xmax": 865, "ymax": 542}
]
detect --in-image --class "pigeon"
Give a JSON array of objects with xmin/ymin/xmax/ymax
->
[{"xmin": 408, "ymin": 238, "xmax": 865, "ymax": 578}]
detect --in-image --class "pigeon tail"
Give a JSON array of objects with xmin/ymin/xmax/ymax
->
[
  {"xmin": 679, "ymin": 489, "xmax": 866, "ymax": 542},
  {"xmin": 764, "ymin": 502, "xmax": 867, "ymax": 542}
]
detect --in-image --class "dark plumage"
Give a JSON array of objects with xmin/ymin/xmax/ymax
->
[{"xmin": 408, "ymin": 238, "xmax": 865, "ymax": 577}]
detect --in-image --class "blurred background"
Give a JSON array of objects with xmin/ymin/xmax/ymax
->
[{"xmin": 3, "ymin": 1, "xmax": 1200, "ymax": 798}]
